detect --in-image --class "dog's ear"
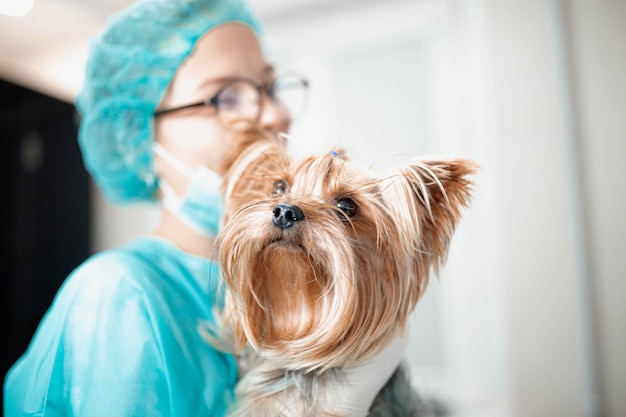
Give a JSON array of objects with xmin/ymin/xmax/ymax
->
[{"xmin": 382, "ymin": 158, "xmax": 478, "ymax": 275}]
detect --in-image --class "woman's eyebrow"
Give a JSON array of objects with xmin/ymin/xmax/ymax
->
[
  {"xmin": 196, "ymin": 76, "xmax": 236, "ymax": 93},
  {"xmin": 196, "ymin": 65, "xmax": 276, "ymax": 92}
]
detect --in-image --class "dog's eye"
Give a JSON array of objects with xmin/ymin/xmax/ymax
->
[
  {"xmin": 272, "ymin": 180, "xmax": 288, "ymax": 195},
  {"xmin": 336, "ymin": 197, "xmax": 357, "ymax": 218}
]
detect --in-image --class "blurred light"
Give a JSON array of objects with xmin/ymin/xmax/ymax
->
[{"xmin": 0, "ymin": 0, "xmax": 34, "ymax": 17}]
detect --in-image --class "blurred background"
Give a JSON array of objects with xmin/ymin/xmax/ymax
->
[{"xmin": 1, "ymin": 1, "xmax": 624, "ymax": 416}]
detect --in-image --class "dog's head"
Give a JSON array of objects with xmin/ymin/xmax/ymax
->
[{"xmin": 218, "ymin": 129, "xmax": 477, "ymax": 372}]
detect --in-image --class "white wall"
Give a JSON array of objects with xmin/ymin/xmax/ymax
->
[
  {"xmin": 483, "ymin": 2, "xmax": 590, "ymax": 415},
  {"xmin": 565, "ymin": 3, "xmax": 626, "ymax": 416}
]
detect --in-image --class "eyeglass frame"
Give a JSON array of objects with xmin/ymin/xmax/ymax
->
[{"xmin": 153, "ymin": 72, "xmax": 309, "ymax": 120}]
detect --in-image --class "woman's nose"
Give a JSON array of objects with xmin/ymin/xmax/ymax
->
[{"xmin": 258, "ymin": 95, "xmax": 291, "ymax": 135}]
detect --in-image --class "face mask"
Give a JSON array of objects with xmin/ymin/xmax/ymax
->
[{"xmin": 153, "ymin": 144, "xmax": 224, "ymax": 237}]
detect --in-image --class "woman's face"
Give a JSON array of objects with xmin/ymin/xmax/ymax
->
[{"xmin": 153, "ymin": 23, "xmax": 288, "ymax": 195}]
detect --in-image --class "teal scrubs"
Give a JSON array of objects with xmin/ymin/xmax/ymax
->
[{"xmin": 4, "ymin": 236, "xmax": 237, "ymax": 416}]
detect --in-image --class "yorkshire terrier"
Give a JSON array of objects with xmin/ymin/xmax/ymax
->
[{"xmin": 211, "ymin": 122, "xmax": 477, "ymax": 417}]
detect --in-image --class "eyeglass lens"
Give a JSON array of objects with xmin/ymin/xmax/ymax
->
[
  {"xmin": 271, "ymin": 75, "xmax": 307, "ymax": 121},
  {"xmin": 216, "ymin": 81, "xmax": 260, "ymax": 120},
  {"xmin": 216, "ymin": 74, "xmax": 307, "ymax": 122}
]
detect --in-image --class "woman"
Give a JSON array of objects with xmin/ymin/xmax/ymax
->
[{"xmin": 3, "ymin": 1, "xmax": 405, "ymax": 416}]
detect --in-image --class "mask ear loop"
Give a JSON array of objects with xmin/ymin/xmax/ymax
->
[
  {"xmin": 153, "ymin": 143, "xmax": 195, "ymax": 178},
  {"xmin": 157, "ymin": 177, "xmax": 180, "ymax": 207},
  {"xmin": 153, "ymin": 143, "xmax": 189, "ymax": 210},
  {"xmin": 152, "ymin": 144, "xmax": 225, "ymax": 238}
]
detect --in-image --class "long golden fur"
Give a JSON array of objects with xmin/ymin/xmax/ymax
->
[{"xmin": 212, "ymin": 121, "xmax": 477, "ymax": 416}]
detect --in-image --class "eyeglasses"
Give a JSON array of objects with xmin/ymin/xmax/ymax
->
[{"xmin": 154, "ymin": 72, "xmax": 309, "ymax": 122}]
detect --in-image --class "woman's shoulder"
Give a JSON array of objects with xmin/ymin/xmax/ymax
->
[
  {"xmin": 20, "ymin": 236, "xmax": 209, "ymax": 361},
  {"xmin": 80, "ymin": 235, "xmax": 167, "ymax": 269},
  {"xmin": 40, "ymin": 237, "xmax": 180, "ymax": 327},
  {"xmin": 59, "ymin": 236, "xmax": 219, "ymax": 321},
  {"xmin": 68, "ymin": 236, "xmax": 175, "ymax": 292},
  {"xmin": 4, "ymin": 237, "xmax": 237, "ymax": 417}
]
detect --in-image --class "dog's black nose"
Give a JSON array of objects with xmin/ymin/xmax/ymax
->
[{"xmin": 272, "ymin": 203, "xmax": 305, "ymax": 229}]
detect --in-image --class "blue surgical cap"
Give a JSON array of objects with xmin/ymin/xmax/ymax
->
[{"xmin": 75, "ymin": 0, "xmax": 262, "ymax": 204}]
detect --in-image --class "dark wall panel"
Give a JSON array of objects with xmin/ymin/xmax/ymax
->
[{"xmin": 0, "ymin": 79, "xmax": 90, "ymax": 412}]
